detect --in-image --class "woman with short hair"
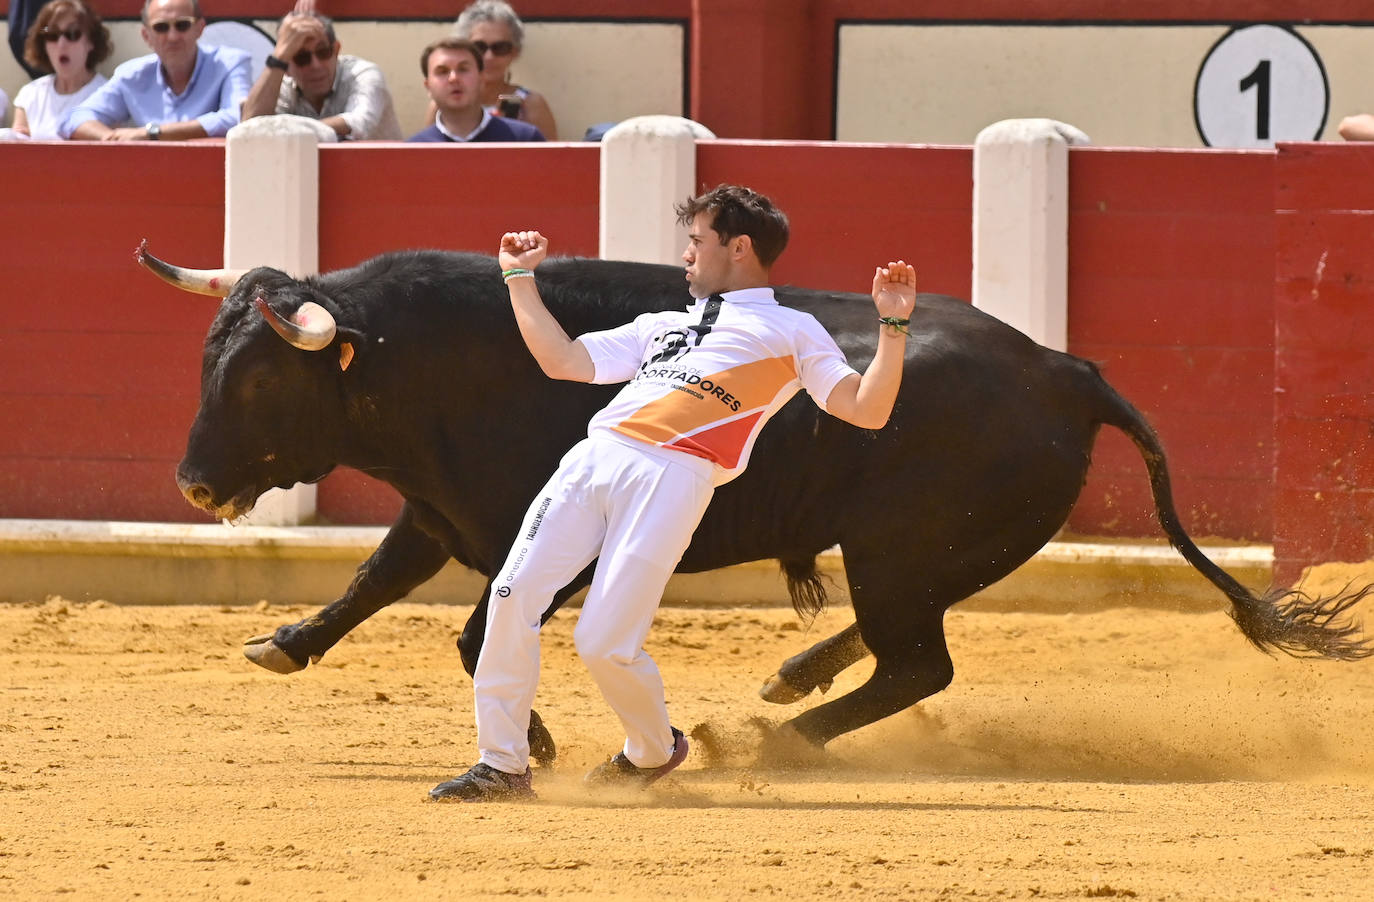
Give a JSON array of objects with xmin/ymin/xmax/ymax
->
[{"xmin": 451, "ymin": 0, "xmax": 557, "ymax": 139}]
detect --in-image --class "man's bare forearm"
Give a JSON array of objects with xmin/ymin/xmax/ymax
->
[{"xmin": 505, "ymin": 276, "xmax": 593, "ymax": 381}]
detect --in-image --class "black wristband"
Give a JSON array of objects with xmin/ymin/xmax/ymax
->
[
  {"xmin": 265, "ymin": 54, "xmax": 289, "ymax": 71},
  {"xmin": 879, "ymin": 316, "xmax": 911, "ymax": 336}
]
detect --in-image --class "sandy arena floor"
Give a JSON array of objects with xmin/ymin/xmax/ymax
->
[{"xmin": 3, "ymin": 563, "xmax": 1374, "ymax": 900}]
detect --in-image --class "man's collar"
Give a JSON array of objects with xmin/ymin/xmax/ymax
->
[
  {"xmin": 435, "ymin": 107, "xmax": 491, "ymax": 142},
  {"xmin": 156, "ymin": 43, "xmax": 201, "ymax": 93},
  {"xmin": 688, "ymin": 286, "xmax": 776, "ymax": 309}
]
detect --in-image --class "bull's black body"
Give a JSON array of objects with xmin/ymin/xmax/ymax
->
[{"xmin": 173, "ymin": 249, "xmax": 1369, "ymax": 759}]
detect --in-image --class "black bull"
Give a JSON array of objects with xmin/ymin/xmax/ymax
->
[{"xmin": 139, "ymin": 245, "xmax": 1370, "ymax": 763}]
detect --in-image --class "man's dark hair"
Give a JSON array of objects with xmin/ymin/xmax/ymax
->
[
  {"xmin": 674, "ymin": 184, "xmax": 790, "ymax": 267},
  {"xmin": 420, "ymin": 36, "xmax": 484, "ymax": 75},
  {"xmin": 280, "ymin": 11, "xmax": 336, "ymax": 46}
]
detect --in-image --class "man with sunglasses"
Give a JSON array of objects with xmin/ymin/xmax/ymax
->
[
  {"xmin": 242, "ymin": 10, "xmax": 402, "ymax": 141},
  {"xmin": 60, "ymin": 0, "xmax": 250, "ymax": 141}
]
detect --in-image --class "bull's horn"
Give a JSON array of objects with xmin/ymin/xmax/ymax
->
[
  {"xmin": 134, "ymin": 239, "xmax": 248, "ymax": 298},
  {"xmin": 254, "ymin": 295, "xmax": 337, "ymax": 351}
]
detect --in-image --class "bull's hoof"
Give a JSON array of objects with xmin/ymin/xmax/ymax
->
[
  {"xmin": 759, "ymin": 671, "xmax": 809, "ymax": 704},
  {"xmin": 757, "ymin": 723, "xmax": 828, "ymax": 768},
  {"xmin": 759, "ymin": 672, "xmax": 832, "ymax": 704},
  {"xmin": 528, "ymin": 709, "xmax": 557, "ymax": 767},
  {"xmin": 243, "ymin": 633, "xmax": 309, "ymax": 674}
]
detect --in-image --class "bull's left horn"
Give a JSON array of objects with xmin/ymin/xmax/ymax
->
[
  {"xmin": 134, "ymin": 239, "xmax": 248, "ymax": 298},
  {"xmin": 254, "ymin": 295, "xmax": 337, "ymax": 351}
]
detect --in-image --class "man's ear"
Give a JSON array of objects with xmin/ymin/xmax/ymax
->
[{"xmin": 732, "ymin": 234, "xmax": 754, "ymax": 262}]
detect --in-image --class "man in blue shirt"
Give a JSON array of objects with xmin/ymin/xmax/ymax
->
[
  {"xmin": 407, "ymin": 38, "xmax": 543, "ymax": 143},
  {"xmin": 61, "ymin": 0, "xmax": 250, "ymax": 141}
]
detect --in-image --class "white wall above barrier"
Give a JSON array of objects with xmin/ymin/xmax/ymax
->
[{"xmin": 972, "ymin": 118, "xmax": 1090, "ymax": 353}]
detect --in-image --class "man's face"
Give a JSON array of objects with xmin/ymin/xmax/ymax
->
[
  {"xmin": 682, "ymin": 211, "xmax": 733, "ymax": 299},
  {"xmin": 141, "ymin": 0, "xmax": 203, "ymax": 68},
  {"xmin": 288, "ymin": 36, "xmax": 339, "ymax": 99},
  {"xmin": 424, "ymin": 48, "xmax": 482, "ymax": 116}
]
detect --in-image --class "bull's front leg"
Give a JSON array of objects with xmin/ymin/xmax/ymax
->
[
  {"xmin": 759, "ymin": 623, "xmax": 870, "ymax": 703},
  {"xmin": 244, "ymin": 504, "xmax": 453, "ymax": 673}
]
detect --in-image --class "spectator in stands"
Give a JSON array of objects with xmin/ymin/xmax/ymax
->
[
  {"xmin": 241, "ymin": 9, "xmax": 402, "ymax": 140},
  {"xmin": 448, "ymin": 0, "xmax": 556, "ymax": 139},
  {"xmin": 1337, "ymin": 114, "xmax": 1374, "ymax": 142},
  {"xmin": 408, "ymin": 37, "xmax": 544, "ymax": 143},
  {"xmin": 4, "ymin": 0, "xmax": 111, "ymax": 140},
  {"xmin": 60, "ymin": 0, "xmax": 250, "ymax": 140}
]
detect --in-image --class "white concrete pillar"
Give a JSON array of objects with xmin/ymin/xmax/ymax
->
[
  {"xmin": 599, "ymin": 115, "xmax": 716, "ymax": 265},
  {"xmin": 224, "ymin": 115, "xmax": 335, "ymax": 525},
  {"xmin": 972, "ymin": 118, "xmax": 1090, "ymax": 352}
]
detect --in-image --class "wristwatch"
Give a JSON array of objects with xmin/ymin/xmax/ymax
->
[
  {"xmin": 265, "ymin": 54, "xmax": 289, "ymax": 71},
  {"xmin": 145, "ymin": 122, "xmax": 161, "ymax": 141}
]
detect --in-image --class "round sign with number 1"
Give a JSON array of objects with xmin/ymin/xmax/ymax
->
[{"xmin": 1194, "ymin": 24, "xmax": 1328, "ymax": 148}]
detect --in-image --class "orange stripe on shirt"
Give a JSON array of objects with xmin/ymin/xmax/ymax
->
[{"xmin": 610, "ymin": 355, "xmax": 798, "ymax": 446}]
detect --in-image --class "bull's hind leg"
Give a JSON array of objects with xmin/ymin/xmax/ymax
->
[
  {"xmin": 769, "ymin": 554, "xmax": 953, "ymax": 755},
  {"xmin": 759, "ymin": 624, "xmax": 869, "ymax": 703}
]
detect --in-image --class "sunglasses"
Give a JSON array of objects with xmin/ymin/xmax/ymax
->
[
  {"xmin": 148, "ymin": 16, "xmax": 197, "ymax": 34},
  {"xmin": 471, "ymin": 40, "xmax": 515, "ymax": 57},
  {"xmin": 41, "ymin": 26, "xmax": 84, "ymax": 42},
  {"xmin": 291, "ymin": 44, "xmax": 335, "ymax": 67}
]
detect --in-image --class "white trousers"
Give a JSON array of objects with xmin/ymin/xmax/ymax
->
[{"xmin": 473, "ymin": 436, "xmax": 714, "ymax": 775}]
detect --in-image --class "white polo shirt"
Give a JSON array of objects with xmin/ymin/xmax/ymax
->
[{"xmin": 577, "ymin": 287, "xmax": 857, "ymax": 485}]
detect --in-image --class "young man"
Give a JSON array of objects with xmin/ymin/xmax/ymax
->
[
  {"xmin": 430, "ymin": 185, "xmax": 915, "ymax": 802},
  {"xmin": 406, "ymin": 37, "xmax": 543, "ymax": 143},
  {"xmin": 241, "ymin": 10, "xmax": 402, "ymax": 140},
  {"xmin": 61, "ymin": 0, "xmax": 250, "ymax": 141}
]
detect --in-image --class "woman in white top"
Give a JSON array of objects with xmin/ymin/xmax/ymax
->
[{"xmin": 10, "ymin": 0, "xmax": 111, "ymax": 139}]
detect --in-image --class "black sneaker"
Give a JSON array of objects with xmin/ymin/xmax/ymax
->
[
  {"xmin": 429, "ymin": 762, "xmax": 535, "ymax": 802},
  {"xmin": 584, "ymin": 727, "xmax": 689, "ymax": 788}
]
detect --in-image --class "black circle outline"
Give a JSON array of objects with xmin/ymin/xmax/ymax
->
[{"xmin": 1193, "ymin": 23, "xmax": 1330, "ymax": 147}]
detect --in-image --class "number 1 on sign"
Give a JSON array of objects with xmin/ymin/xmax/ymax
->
[{"xmin": 1239, "ymin": 59, "xmax": 1271, "ymax": 141}]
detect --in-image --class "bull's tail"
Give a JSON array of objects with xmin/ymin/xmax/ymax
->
[
  {"xmin": 1094, "ymin": 375, "xmax": 1374, "ymax": 661},
  {"xmin": 780, "ymin": 555, "xmax": 830, "ymax": 624}
]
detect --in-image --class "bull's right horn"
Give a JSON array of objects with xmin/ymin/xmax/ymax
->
[
  {"xmin": 254, "ymin": 295, "xmax": 337, "ymax": 351},
  {"xmin": 134, "ymin": 239, "xmax": 248, "ymax": 298}
]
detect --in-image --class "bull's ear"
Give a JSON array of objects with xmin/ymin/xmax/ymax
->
[{"xmin": 336, "ymin": 327, "xmax": 367, "ymax": 373}]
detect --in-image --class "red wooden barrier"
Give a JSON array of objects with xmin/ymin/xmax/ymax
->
[
  {"xmin": 1066, "ymin": 148, "xmax": 1276, "ymax": 542},
  {"xmin": 1273, "ymin": 143, "xmax": 1374, "ymax": 582},
  {"xmin": 0, "ymin": 143, "xmax": 224, "ymax": 521},
  {"xmin": 696, "ymin": 142, "xmax": 973, "ymax": 298},
  {"xmin": 4, "ymin": 139, "xmax": 1361, "ymax": 576}
]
